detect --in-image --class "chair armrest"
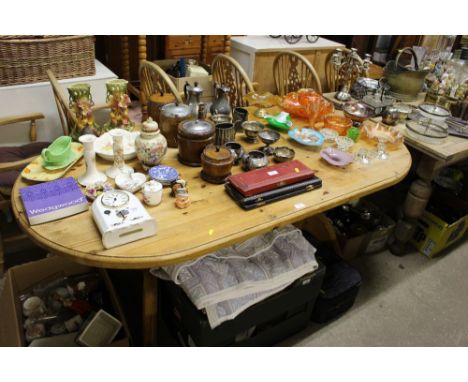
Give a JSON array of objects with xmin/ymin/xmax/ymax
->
[
  {"xmin": 0, "ymin": 156, "xmax": 37, "ymax": 172},
  {"xmin": 0, "ymin": 113, "xmax": 45, "ymax": 127}
]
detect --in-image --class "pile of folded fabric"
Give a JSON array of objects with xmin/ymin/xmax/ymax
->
[{"xmin": 151, "ymin": 225, "xmax": 319, "ymax": 328}]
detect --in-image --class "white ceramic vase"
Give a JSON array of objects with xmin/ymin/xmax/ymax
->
[{"xmin": 78, "ymin": 134, "xmax": 107, "ymax": 187}]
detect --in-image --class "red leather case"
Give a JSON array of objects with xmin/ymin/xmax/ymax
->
[{"xmin": 227, "ymin": 160, "xmax": 315, "ymax": 197}]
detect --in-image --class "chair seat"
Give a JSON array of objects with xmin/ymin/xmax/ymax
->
[{"xmin": 0, "ymin": 142, "xmax": 50, "ymax": 188}]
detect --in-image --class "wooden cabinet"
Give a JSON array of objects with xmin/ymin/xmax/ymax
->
[
  {"xmin": 230, "ymin": 36, "xmax": 344, "ymax": 93},
  {"xmin": 164, "ymin": 35, "xmax": 202, "ymax": 60},
  {"xmin": 163, "ymin": 35, "xmax": 230, "ymax": 64},
  {"xmin": 202, "ymin": 35, "xmax": 231, "ymax": 65}
]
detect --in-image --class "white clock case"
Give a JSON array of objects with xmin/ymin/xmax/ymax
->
[{"xmin": 92, "ymin": 191, "xmax": 157, "ymax": 249}]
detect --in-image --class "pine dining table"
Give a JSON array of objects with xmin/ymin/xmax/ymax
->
[{"xmin": 11, "ymin": 106, "xmax": 412, "ymax": 345}]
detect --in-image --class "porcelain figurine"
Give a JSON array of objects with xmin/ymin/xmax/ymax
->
[
  {"xmin": 175, "ymin": 188, "xmax": 190, "ymax": 209},
  {"xmin": 135, "ymin": 117, "xmax": 168, "ymax": 170}
]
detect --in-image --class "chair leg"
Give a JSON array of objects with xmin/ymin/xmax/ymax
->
[{"xmin": 0, "ymin": 232, "xmax": 4, "ymax": 276}]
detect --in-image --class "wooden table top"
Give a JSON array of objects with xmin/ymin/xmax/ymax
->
[{"xmin": 12, "ymin": 107, "xmax": 412, "ymax": 269}]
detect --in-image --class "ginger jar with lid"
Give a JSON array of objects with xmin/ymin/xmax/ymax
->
[{"xmin": 135, "ymin": 117, "xmax": 168, "ymax": 170}]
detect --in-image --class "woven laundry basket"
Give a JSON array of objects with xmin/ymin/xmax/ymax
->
[{"xmin": 0, "ymin": 35, "xmax": 96, "ymax": 86}]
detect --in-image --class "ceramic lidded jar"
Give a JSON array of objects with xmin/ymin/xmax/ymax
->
[
  {"xmin": 177, "ymin": 104, "xmax": 215, "ymax": 167},
  {"xmin": 159, "ymin": 102, "xmax": 192, "ymax": 148},
  {"xmin": 200, "ymin": 144, "xmax": 234, "ymax": 184},
  {"xmin": 135, "ymin": 117, "xmax": 168, "ymax": 170}
]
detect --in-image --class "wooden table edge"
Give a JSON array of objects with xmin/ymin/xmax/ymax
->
[{"xmin": 12, "ymin": 157, "xmax": 411, "ymax": 270}]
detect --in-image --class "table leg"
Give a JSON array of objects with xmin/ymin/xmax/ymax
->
[
  {"xmin": 389, "ymin": 156, "xmax": 444, "ymax": 255},
  {"xmin": 142, "ymin": 270, "xmax": 158, "ymax": 346}
]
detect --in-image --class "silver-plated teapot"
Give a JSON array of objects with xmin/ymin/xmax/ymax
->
[
  {"xmin": 210, "ymin": 83, "xmax": 231, "ymax": 116},
  {"xmin": 184, "ymin": 81, "xmax": 204, "ymax": 117}
]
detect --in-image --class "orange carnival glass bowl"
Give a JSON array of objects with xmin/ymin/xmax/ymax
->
[
  {"xmin": 323, "ymin": 115, "xmax": 353, "ymax": 136},
  {"xmin": 281, "ymin": 89, "xmax": 334, "ymax": 122}
]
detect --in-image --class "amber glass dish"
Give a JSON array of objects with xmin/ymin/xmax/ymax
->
[{"xmin": 323, "ymin": 115, "xmax": 353, "ymax": 136}]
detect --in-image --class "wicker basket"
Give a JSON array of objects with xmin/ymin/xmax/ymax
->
[{"xmin": 0, "ymin": 35, "xmax": 96, "ymax": 86}]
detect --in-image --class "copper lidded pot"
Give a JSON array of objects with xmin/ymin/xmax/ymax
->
[
  {"xmin": 200, "ymin": 144, "xmax": 234, "ymax": 184},
  {"xmin": 159, "ymin": 102, "xmax": 192, "ymax": 148},
  {"xmin": 177, "ymin": 104, "xmax": 215, "ymax": 167}
]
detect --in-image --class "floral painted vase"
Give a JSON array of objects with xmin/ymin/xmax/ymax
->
[
  {"xmin": 104, "ymin": 79, "xmax": 134, "ymax": 132},
  {"xmin": 68, "ymin": 83, "xmax": 100, "ymax": 140},
  {"xmin": 135, "ymin": 117, "xmax": 168, "ymax": 170}
]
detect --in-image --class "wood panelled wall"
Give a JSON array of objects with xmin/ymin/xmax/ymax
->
[{"xmin": 95, "ymin": 35, "xmax": 230, "ymax": 90}]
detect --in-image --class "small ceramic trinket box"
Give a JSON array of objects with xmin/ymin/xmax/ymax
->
[{"xmin": 142, "ymin": 180, "xmax": 163, "ymax": 206}]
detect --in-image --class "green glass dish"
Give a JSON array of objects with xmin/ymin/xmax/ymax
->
[
  {"xmin": 347, "ymin": 127, "xmax": 360, "ymax": 142},
  {"xmin": 264, "ymin": 112, "xmax": 292, "ymax": 132}
]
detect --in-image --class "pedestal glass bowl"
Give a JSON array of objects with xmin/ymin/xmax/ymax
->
[
  {"xmin": 335, "ymin": 136, "xmax": 355, "ymax": 152},
  {"xmin": 244, "ymin": 92, "xmax": 282, "ymax": 118},
  {"xmin": 361, "ymin": 121, "xmax": 404, "ymax": 160}
]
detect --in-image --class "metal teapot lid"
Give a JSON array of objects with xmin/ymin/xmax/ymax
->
[
  {"xmin": 161, "ymin": 102, "xmax": 191, "ymax": 118},
  {"xmin": 215, "ymin": 83, "xmax": 230, "ymax": 93},
  {"xmin": 178, "ymin": 105, "xmax": 215, "ymax": 139},
  {"xmin": 186, "ymin": 81, "xmax": 204, "ymax": 94}
]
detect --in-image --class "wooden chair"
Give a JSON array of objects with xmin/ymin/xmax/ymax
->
[
  {"xmin": 0, "ymin": 113, "xmax": 48, "ymax": 274},
  {"xmin": 211, "ymin": 54, "xmax": 255, "ymax": 109},
  {"xmin": 325, "ymin": 48, "xmax": 369, "ymax": 93},
  {"xmin": 273, "ymin": 50, "xmax": 322, "ymax": 95},
  {"xmin": 47, "ymin": 69, "xmax": 110, "ymax": 137},
  {"xmin": 139, "ymin": 60, "xmax": 183, "ymax": 121}
]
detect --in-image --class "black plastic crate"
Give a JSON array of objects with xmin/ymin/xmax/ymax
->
[
  {"xmin": 302, "ymin": 230, "xmax": 362, "ymax": 324},
  {"xmin": 161, "ymin": 264, "xmax": 326, "ymax": 346}
]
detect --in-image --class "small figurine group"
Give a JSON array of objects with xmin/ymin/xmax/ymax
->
[{"xmin": 171, "ymin": 179, "xmax": 190, "ymax": 209}]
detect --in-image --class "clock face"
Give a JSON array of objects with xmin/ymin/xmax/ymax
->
[{"xmin": 101, "ymin": 190, "xmax": 130, "ymax": 208}]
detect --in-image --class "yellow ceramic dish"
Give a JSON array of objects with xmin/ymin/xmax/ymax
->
[{"xmin": 21, "ymin": 142, "xmax": 84, "ymax": 182}]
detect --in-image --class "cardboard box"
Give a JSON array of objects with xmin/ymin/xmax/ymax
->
[
  {"xmin": 0, "ymin": 256, "xmax": 131, "ymax": 346},
  {"xmin": 365, "ymin": 214, "xmax": 396, "ymax": 254},
  {"xmin": 168, "ymin": 74, "xmax": 213, "ymax": 103},
  {"xmin": 411, "ymin": 205, "xmax": 468, "ymax": 258},
  {"xmin": 153, "ymin": 59, "xmax": 214, "ymax": 102}
]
